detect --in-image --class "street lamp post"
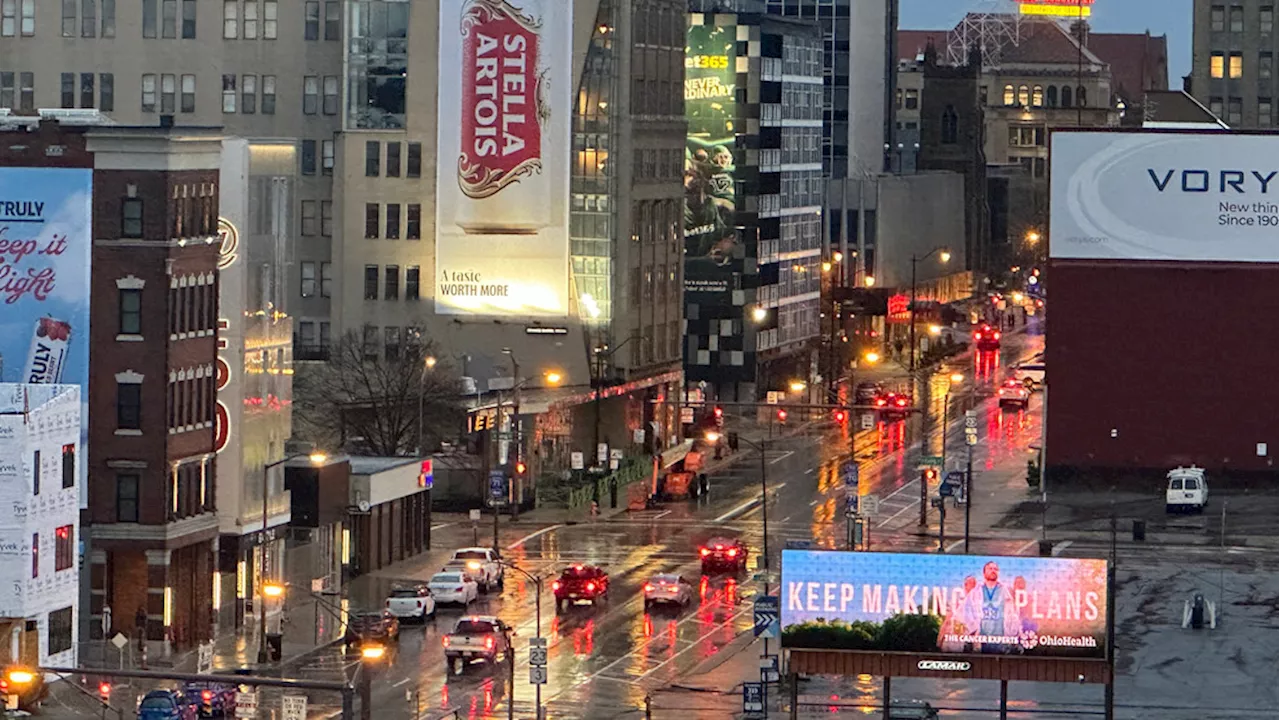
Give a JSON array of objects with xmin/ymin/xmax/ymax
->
[
  {"xmin": 357, "ymin": 645, "xmax": 385, "ymax": 720},
  {"xmin": 502, "ymin": 349, "xmax": 521, "ymax": 518},
  {"xmin": 495, "ymin": 561, "xmax": 544, "ymax": 720},
  {"xmin": 418, "ymin": 355, "xmax": 437, "ymax": 550},
  {"xmin": 591, "ymin": 335, "xmax": 642, "ymax": 470},
  {"xmin": 257, "ymin": 450, "xmax": 326, "ymax": 664}
]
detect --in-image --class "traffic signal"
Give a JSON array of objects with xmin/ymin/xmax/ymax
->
[
  {"xmin": 923, "ymin": 468, "xmax": 939, "ymax": 484},
  {"xmin": 713, "ymin": 406, "xmax": 724, "ymax": 426},
  {"xmin": 514, "ymin": 461, "xmax": 527, "ymax": 476},
  {"xmin": 776, "ymin": 408, "xmax": 788, "ymax": 423},
  {"xmin": 98, "ymin": 682, "xmax": 111, "ymax": 702},
  {"xmin": 833, "ymin": 409, "xmax": 847, "ymax": 425}
]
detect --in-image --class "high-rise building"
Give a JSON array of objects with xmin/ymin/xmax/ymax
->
[{"xmin": 1188, "ymin": 0, "xmax": 1279, "ymax": 128}]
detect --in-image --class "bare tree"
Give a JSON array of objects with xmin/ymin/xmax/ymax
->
[{"xmin": 294, "ymin": 331, "xmax": 464, "ymax": 456}]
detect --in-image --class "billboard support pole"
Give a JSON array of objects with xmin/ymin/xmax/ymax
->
[
  {"xmin": 964, "ymin": 441, "xmax": 973, "ymax": 553},
  {"xmin": 788, "ymin": 671, "xmax": 798, "ymax": 719},
  {"xmin": 881, "ymin": 676, "xmax": 891, "ymax": 720},
  {"xmin": 999, "ymin": 680, "xmax": 1008, "ymax": 719},
  {"xmin": 1105, "ymin": 513, "xmax": 1117, "ymax": 720}
]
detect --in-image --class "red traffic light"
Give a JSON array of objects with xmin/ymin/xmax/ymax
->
[
  {"xmin": 713, "ymin": 406, "xmax": 723, "ymax": 419},
  {"xmin": 924, "ymin": 468, "xmax": 939, "ymax": 482},
  {"xmin": 98, "ymin": 682, "xmax": 111, "ymax": 698},
  {"xmin": 776, "ymin": 409, "xmax": 788, "ymax": 423},
  {"xmin": 833, "ymin": 410, "xmax": 847, "ymax": 424},
  {"xmin": 514, "ymin": 461, "xmax": 527, "ymax": 476}
]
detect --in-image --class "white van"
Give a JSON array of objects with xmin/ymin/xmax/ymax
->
[{"xmin": 1165, "ymin": 466, "xmax": 1208, "ymax": 513}]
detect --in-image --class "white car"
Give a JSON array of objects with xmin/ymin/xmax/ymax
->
[
  {"xmin": 997, "ymin": 380, "xmax": 1031, "ymax": 409},
  {"xmin": 1166, "ymin": 466, "xmax": 1209, "ymax": 513},
  {"xmin": 449, "ymin": 547, "xmax": 505, "ymax": 592},
  {"xmin": 1012, "ymin": 361, "xmax": 1045, "ymax": 388},
  {"xmin": 385, "ymin": 584, "xmax": 436, "ymax": 622},
  {"xmin": 428, "ymin": 571, "xmax": 479, "ymax": 606},
  {"xmin": 643, "ymin": 574, "xmax": 694, "ymax": 610}
]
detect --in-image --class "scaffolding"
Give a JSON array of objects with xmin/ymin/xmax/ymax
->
[{"xmin": 945, "ymin": 0, "xmax": 1027, "ymax": 69}]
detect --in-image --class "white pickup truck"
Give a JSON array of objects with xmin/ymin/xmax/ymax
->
[
  {"xmin": 442, "ymin": 615, "xmax": 513, "ymax": 675},
  {"xmin": 449, "ymin": 547, "xmax": 505, "ymax": 592}
]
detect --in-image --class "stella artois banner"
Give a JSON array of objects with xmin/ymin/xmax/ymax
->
[{"xmin": 436, "ymin": 0, "xmax": 570, "ymax": 317}]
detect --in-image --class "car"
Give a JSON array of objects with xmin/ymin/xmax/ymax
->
[
  {"xmin": 385, "ymin": 584, "xmax": 437, "ymax": 622},
  {"xmin": 1166, "ymin": 466, "xmax": 1209, "ymax": 513},
  {"xmin": 181, "ymin": 682, "xmax": 236, "ymax": 719},
  {"xmin": 972, "ymin": 324, "xmax": 1001, "ymax": 350},
  {"xmin": 428, "ymin": 570, "xmax": 480, "ymax": 606},
  {"xmin": 643, "ymin": 574, "xmax": 694, "ymax": 610},
  {"xmin": 0, "ymin": 667, "xmax": 47, "ymax": 711},
  {"xmin": 876, "ymin": 392, "xmax": 912, "ymax": 418},
  {"xmin": 700, "ymin": 537, "xmax": 749, "ymax": 574},
  {"xmin": 854, "ymin": 381, "xmax": 885, "ymax": 404},
  {"xmin": 997, "ymin": 379, "xmax": 1031, "ymax": 409},
  {"xmin": 344, "ymin": 610, "xmax": 400, "ymax": 653},
  {"xmin": 442, "ymin": 616, "xmax": 513, "ymax": 675},
  {"xmin": 1012, "ymin": 361, "xmax": 1045, "ymax": 388},
  {"xmin": 888, "ymin": 699, "xmax": 939, "ymax": 719},
  {"xmin": 137, "ymin": 690, "xmax": 198, "ymax": 720},
  {"xmin": 449, "ymin": 547, "xmax": 505, "ymax": 592},
  {"xmin": 552, "ymin": 565, "xmax": 610, "ymax": 611}
]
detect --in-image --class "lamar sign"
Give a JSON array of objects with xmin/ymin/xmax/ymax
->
[{"xmin": 918, "ymin": 660, "xmax": 971, "ymax": 672}]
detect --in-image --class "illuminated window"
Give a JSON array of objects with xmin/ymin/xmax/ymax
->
[
  {"xmin": 1229, "ymin": 52, "xmax": 1243, "ymax": 78},
  {"xmin": 1017, "ymin": 85, "xmax": 1029, "ymax": 106},
  {"xmin": 1002, "ymin": 84, "xmax": 1014, "ymax": 106},
  {"xmin": 1031, "ymin": 85, "xmax": 1043, "ymax": 107},
  {"xmin": 54, "ymin": 525, "xmax": 73, "ymax": 571}
]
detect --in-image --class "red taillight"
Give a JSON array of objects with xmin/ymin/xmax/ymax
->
[
  {"xmin": 727, "ymin": 548, "xmax": 738, "ymax": 558},
  {"xmin": 202, "ymin": 691, "xmax": 212, "ymax": 702},
  {"xmin": 896, "ymin": 398, "xmax": 907, "ymax": 406},
  {"xmin": 484, "ymin": 637, "xmax": 495, "ymax": 651},
  {"xmin": 699, "ymin": 548, "xmax": 710, "ymax": 557},
  {"xmin": 644, "ymin": 584, "xmax": 654, "ymax": 592},
  {"xmin": 416, "ymin": 601, "xmax": 422, "ymax": 609},
  {"xmin": 454, "ymin": 587, "xmax": 464, "ymax": 592},
  {"xmin": 994, "ymin": 332, "xmax": 1001, "ymax": 339},
  {"xmin": 974, "ymin": 332, "xmax": 981, "ymax": 339},
  {"xmin": 1, "ymin": 679, "xmax": 9, "ymax": 692},
  {"xmin": 586, "ymin": 582, "xmax": 596, "ymax": 592},
  {"xmin": 876, "ymin": 398, "xmax": 886, "ymax": 406},
  {"xmin": 442, "ymin": 636, "xmax": 450, "ymax": 648}
]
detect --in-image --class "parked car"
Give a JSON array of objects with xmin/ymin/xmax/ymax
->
[
  {"xmin": 182, "ymin": 682, "xmax": 236, "ymax": 719},
  {"xmin": 888, "ymin": 699, "xmax": 939, "ymax": 719},
  {"xmin": 344, "ymin": 610, "xmax": 401, "ymax": 653},
  {"xmin": 1166, "ymin": 466, "xmax": 1209, "ymax": 513},
  {"xmin": 643, "ymin": 574, "xmax": 694, "ymax": 610},
  {"xmin": 552, "ymin": 565, "xmax": 610, "ymax": 611},
  {"xmin": 1012, "ymin": 361, "xmax": 1045, "ymax": 388},
  {"xmin": 385, "ymin": 584, "xmax": 437, "ymax": 622},
  {"xmin": 449, "ymin": 547, "xmax": 505, "ymax": 592},
  {"xmin": 699, "ymin": 537, "xmax": 749, "ymax": 574},
  {"xmin": 442, "ymin": 616, "xmax": 513, "ymax": 675},
  {"xmin": 137, "ymin": 690, "xmax": 198, "ymax": 720},
  {"xmin": 428, "ymin": 570, "xmax": 480, "ymax": 606}
]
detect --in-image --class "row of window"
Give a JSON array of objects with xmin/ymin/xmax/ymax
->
[
  {"xmin": 363, "ymin": 203, "xmax": 423, "ymax": 240},
  {"xmin": 56, "ymin": 71, "xmax": 114, "ymax": 110},
  {"xmin": 1001, "ymin": 84, "xmax": 1087, "ymax": 109},
  {"xmin": 221, "ymin": 0, "xmax": 281, "ymax": 40},
  {"xmin": 1208, "ymin": 4, "xmax": 1273, "ymax": 33},
  {"xmin": 31, "ymin": 445, "xmax": 76, "ymax": 496},
  {"xmin": 167, "ymin": 369, "xmax": 214, "ymax": 432},
  {"xmin": 57, "ymin": 0, "xmax": 117, "ymax": 38},
  {"xmin": 1208, "ymin": 95, "xmax": 1274, "ymax": 126},
  {"xmin": 299, "ymin": 140, "xmax": 336, "ymax": 176},
  {"xmin": 633, "ymin": 148, "xmax": 682, "ymax": 183},
  {"xmin": 169, "ymin": 463, "xmax": 209, "ymax": 520},
  {"xmin": 628, "ymin": 264, "xmax": 681, "ymax": 304},
  {"xmin": 0, "ymin": 71, "xmax": 35, "ymax": 112},
  {"xmin": 30, "ymin": 526, "xmax": 76, "ymax": 578},
  {"xmin": 300, "ymin": 200, "xmax": 333, "ymax": 237},
  {"xmin": 362, "ymin": 264, "xmax": 421, "ymax": 301},
  {"xmin": 360, "ymin": 324, "xmax": 426, "ymax": 361},
  {"xmin": 364, "ymin": 141, "xmax": 424, "ymax": 178},
  {"xmin": 1009, "ymin": 125, "xmax": 1046, "ymax": 148},
  {"xmin": 296, "ymin": 319, "xmax": 331, "ymax": 350},
  {"xmin": 169, "ymin": 280, "xmax": 217, "ymax": 337},
  {"xmin": 1209, "ymin": 51, "xmax": 1273, "ymax": 80},
  {"xmin": 23, "ymin": 0, "xmax": 345, "ymax": 41},
  {"xmin": 299, "ymin": 261, "xmax": 333, "ymax": 298}
]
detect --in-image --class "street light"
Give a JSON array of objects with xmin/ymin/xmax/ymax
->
[
  {"xmin": 908, "ymin": 247, "xmax": 951, "ymax": 377},
  {"xmin": 751, "ymin": 305, "xmax": 768, "ymax": 323},
  {"xmin": 1025, "ymin": 230, "xmax": 1041, "ymax": 244},
  {"xmin": 863, "ymin": 275, "xmax": 876, "ymax": 287},
  {"xmin": 863, "ymin": 351, "xmax": 880, "ymax": 364},
  {"xmin": 358, "ymin": 643, "xmax": 386, "ymax": 720},
  {"xmin": 788, "ymin": 380, "xmax": 806, "ymax": 393},
  {"xmin": 257, "ymin": 448, "xmax": 327, "ymax": 664}
]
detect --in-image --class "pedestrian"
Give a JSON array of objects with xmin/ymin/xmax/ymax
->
[{"xmin": 134, "ymin": 606, "xmax": 147, "ymax": 638}]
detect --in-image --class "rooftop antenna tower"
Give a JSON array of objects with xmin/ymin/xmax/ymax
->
[{"xmin": 945, "ymin": 0, "xmax": 1026, "ymax": 68}]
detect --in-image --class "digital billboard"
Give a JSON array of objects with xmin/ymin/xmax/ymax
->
[
  {"xmin": 435, "ymin": 0, "xmax": 571, "ymax": 317},
  {"xmin": 0, "ymin": 168, "xmax": 92, "ymax": 503},
  {"xmin": 684, "ymin": 20, "xmax": 739, "ymax": 296},
  {"xmin": 781, "ymin": 550, "xmax": 1108, "ymax": 659},
  {"xmin": 1049, "ymin": 131, "xmax": 1278, "ymax": 263},
  {"xmin": 1019, "ymin": 0, "xmax": 1093, "ymax": 17}
]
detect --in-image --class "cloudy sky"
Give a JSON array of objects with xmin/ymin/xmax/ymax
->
[{"xmin": 900, "ymin": 0, "xmax": 1194, "ymax": 86}]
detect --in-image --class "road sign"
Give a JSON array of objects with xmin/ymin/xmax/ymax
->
[
  {"xmin": 571, "ymin": 451, "xmax": 585, "ymax": 469},
  {"xmin": 281, "ymin": 696, "xmax": 307, "ymax": 720},
  {"xmin": 597, "ymin": 443, "xmax": 609, "ymax": 464},
  {"xmin": 529, "ymin": 665, "xmax": 548, "ymax": 685},
  {"xmin": 919, "ymin": 455, "xmax": 943, "ymax": 466},
  {"xmin": 529, "ymin": 646, "xmax": 547, "ymax": 667},
  {"xmin": 488, "ymin": 470, "xmax": 507, "ymax": 502},
  {"xmin": 965, "ymin": 410, "xmax": 977, "ymax": 428},
  {"xmin": 862, "ymin": 494, "xmax": 880, "ymax": 516},
  {"xmin": 766, "ymin": 391, "xmax": 780, "ymax": 405},
  {"xmin": 759, "ymin": 655, "xmax": 780, "ymax": 683},
  {"xmin": 784, "ymin": 539, "xmax": 812, "ymax": 550},
  {"xmin": 843, "ymin": 463, "xmax": 859, "ymax": 490},
  {"xmin": 469, "ymin": 509, "xmax": 482, "ymax": 522},
  {"xmin": 110, "ymin": 632, "xmax": 128, "ymax": 650},
  {"xmin": 235, "ymin": 692, "xmax": 258, "ymax": 719},
  {"xmin": 845, "ymin": 493, "xmax": 858, "ymax": 514},
  {"xmin": 742, "ymin": 682, "xmax": 765, "ymax": 714},
  {"xmin": 860, "ymin": 413, "xmax": 875, "ymax": 430},
  {"xmin": 753, "ymin": 596, "xmax": 780, "ymax": 639},
  {"xmin": 197, "ymin": 641, "xmax": 214, "ymax": 675},
  {"xmin": 679, "ymin": 407, "xmax": 695, "ymax": 424}
]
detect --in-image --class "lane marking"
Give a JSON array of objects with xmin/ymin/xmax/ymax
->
[
  {"xmin": 430, "ymin": 522, "xmax": 455, "ymax": 531},
  {"xmin": 945, "ymin": 539, "xmax": 965, "ymax": 553},
  {"xmin": 391, "ymin": 677, "xmax": 410, "ymax": 689},
  {"xmin": 1016, "ymin": 539, "xmax": 1040, "ymax": 555},
  {"xmin": 712, "ymin": 483, "xmax": 789, "ymax": 523},
  {"xmin": 769, "ymin": 450, "xmax": 795, "ymax": 465},
  {"xmin": 506, "ymin": 524, "xmax": 565, "ymax": 550},
  {"xmin": 808, "ymin": 499, "xmax": 819, "ymax": 507},
  {"xmin": 650, "ymin": 510, "xmax": 672, "ymax": 520},
  {"xmin": 1052, "ymin": 540, "xmax": 1073, "ymax": 556},
  {"xmin": 635, "ymin": 607, "xmax": 752, "ymax": 680},
  {"xmin": 804, "ymin": 468, "xmax": 815, "ymax": 475},
  {"xmin": 875, "ymin": 500, "xmax": 919, "ymax": 529}
]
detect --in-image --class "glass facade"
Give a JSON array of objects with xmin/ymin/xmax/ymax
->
[{"xmin": 346, "ymin": 0, "xmax": 409, "ymax": 129}]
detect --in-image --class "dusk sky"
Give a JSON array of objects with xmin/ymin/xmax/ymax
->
[{"xmin": 900, "ymin": 0, "xmax": 1195, "ymax": 87}]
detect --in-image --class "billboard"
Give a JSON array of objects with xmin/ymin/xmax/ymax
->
[
  {"xmin": 684, "ymin": 20, "xmax": 740, "ymax": 296},
  {"xmin": 435, "ymin": 0, "xmax": 571, "ymax": 317},
  {"xmin": 781, "ymin": 550, "xmax": 1108, "ymax": 659},
  {"xmin": 1049, "ymin": 131, "xmax": 1279, "ymax": 263},
  {"xmin": 0, "ymin": 168, "xmax": 92, "ymax": 504},
  {"xmin": 1019, "ymin": 0, "xmax": 1093, "ymax": 17}
]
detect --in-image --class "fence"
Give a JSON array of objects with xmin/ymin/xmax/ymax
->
[{"xmin": 535, "ymin": 458, "xmax": 650, "ymax": 511}]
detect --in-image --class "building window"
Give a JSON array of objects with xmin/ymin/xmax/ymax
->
[
  {"xmin": 364, "ymin": 204, "xmax": 379, "ymax": 239},
  {"xmin": 119, "ymin": 288, "xmax": 141, "ymax": 334},
  {"xmin": 386, "ymin": 142, "xmax": 401, "ymax": 177},
  {"xmin": 141, "ymin": 73, "xmax": 157, "ymax": 112},
  {"xmin": 1017, "ymin": 84, "xmax": 1029, "ymax": 107},
  {"xmin": 30, "ymin": 532, "xmax": 38, "ymax": 577},
  {"xmin": 386, "ymin": 203, "xmax": 400, "ymax": 239},
  {"xmin": 243, "ymin": 0, "xmax": 257, "ymax": 38},
  {"xmin": 222, "ymin": 0, "xmax": 236, "ymax": 37},
  {"xmin": 221, "ymin": 74, "xmax": 236, "ymax": 112},
  {"xmin": 303, "ymin": 75, "xmax": 318, "ymax": 114},
  {"xmin": 1002, "ymin": 84, "xmax": 1014, "ymax": 106},
  {"xmin": 300, "ymin": 200, "xmax": 317, "ymax": 236},
  {"xmin": 116, "ymin": 473, "xmax": 139, "ymax": 522},
  {"xmin": 47, "ymin": 607, "xmax": 72, "ymax": 655},
  {"xmin": 940, "ymin": 106, "xmax": 958, "ymax": 144},
  {"xmin": 1, "ymin": 0, "xmax": 14, "ymax": 37},
  {"xmin": 122, "ymin": 198, "xmax": 143, "ymax": 237},
  {"xmin": 180, "ymin": 74, "xmax": 195, "ymax": 112},
  {"xmin": 301, "ymin": 139, "xmax": 316, "ymax": 175},
  {"xmin": 384, "ymin": 326, "xmax": 401, "ymax": 359},
  {"xmin": 300, "ymin": 261, "xmax": 317, "ymax": 297},
  {"xmin": 80, "ymin": 72, "xmax": 95, "ymax": 109},
  {"xmin": 384, "ymin": 265, "xmax": 399, "ymax": 300},
  {"xmin": 239, "ymin": 74, "xmax": 255, "ymax": 113},
  {"xmin": 19, "ymin": 0, "xmax": 32, "ymax": 35},
  {"xmin": 406, "ymin": 142, "xmax": 422, "ymax": 178},
  {"xmin": 406, "ymin": 266, "xmax": 420, "ymax": 300},
  {"xmin": 81, "ymin": 0, "xmax": 96, "ymax": 37},
  {"xmin": 62, "ymin": 0, "xmax": 75, "ymax": 36},
  {"xmin": 180, "ymin": 0, "xmax": 195, "ymax": 37},
  {"xmin": 1061, "ymin": 85, "xmax": 1073, "ymax": 107},
  {"xmin": 320, "ymin": 262, "xmax": 332, "ymax": 297},
  {"xmin": 903, "ymin": 89, "xmax": 918, "ymax": 109},
  {"xmin": 1228, "ymin": 52, "xmax": 1243, "ymax": 78},
  {"xmin": 143, "ymin": 0, "xmax": 156, "ymax": 36},
  {"xmin": 365, "ymin": 141, "xmax": 380, "ymax": 176},
  {"xmin": 161, "ymin": 0, "xmax": 176, "ymax": 38},
  {"xmin": 363, "ymin": 265, "xmax": 378, "ymax": 300},
  {"xmin": 1209, "ymin": 96, "xmax": 1224, "ymax": 118},
  {"xmin": 320, "ymin": 200, "xmax": 333, "ymax": 236},
  {"xmin": 406, "ymin": 203, "xmax": 421, "ymax": 239},
  {"xmin": 54, "ymin": 525, "xmax": 73, "ymax": 571},
  {"xmin": 31, "ymin": 449, "xmax": 39, "ymax": 495},
  {"xmin": 1260, "ymin": 97, "xmax": 1273, "ymax": 126},
  {"xmin": 1227, "ymin": 96, "xmax": 1242, "ymax": 124},
  {"xmin": 62, "ymin": 444, "xmax": 75, "ymax": 489},
  {"xmin": 322, "ymin": 75, "xmax": 339, "ymax": 114},
  {"xmin": 0, "ymin": 72, "xmax": 11, "ymax": 109},
  {"xmin": 1229, "ymin": 4, "xmax": 1244, "ymax": 32},
  {"xmin": 100, "ymin": 72, "xmax": 114, "ymax": 111},
  {"xmin": 304, "ymin": 0, "xmax": 318, "ymax": 40},
  {"xmin": 262, "ymin": 74, "xmax": 276, "ymax": 113},
  {"xmin": 117, "ymin": 381, "xmax": 142, "ymax": 429},
  {"xmin": 1261, "ymin": 52, "xmax": 1274, "ymax": 79},
  {"xmin": 1031, "ymin": 85, "xmax": 1043, "ymax": 107},
  {"xmin": 1263, "ymin": 5, "xmax": 1274, "ymax": 34},
  {"xmin": 60, "ymin": 73, "xmax": 75, "ymax": 109},
  {"xmin": 346, "ymin": 0, "xmax": 409, "ymax": 128},
  {"xmin": 1210, "ymin": 4, "xmax": 1225, "ymax": 31},
  {"xmin": 263, "ymin": 0, "xmax": 276, "ymax": 38},
  {"xmin": 160, "ymin": 73, "xmax": 175, "ymax": 113},
  {"xmin": 1076, "ymin": 86, "xmax": 1087, "ymax": 107},
  {"xmin": 321, "ymin": 140, "xmax": 334, "ymax": 175}
]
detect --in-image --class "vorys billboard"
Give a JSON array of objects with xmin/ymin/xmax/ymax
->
[
  {"xmin": 0, "ymin": 168, "xmax": 92, "ymax": 504},
  {"xmin": 1049, "ymin": 131, "xmax": 1278, "ymax": 263},
  {"xmin": 684, "ymin": 20, "xmax": 739, "ymax": 296},
  {"xmin": 435, "ymin": 0, "xmax": 571, "ymax": 316},
  {"xmin": 781, "ymin": 550, "xmax": 1108, "ymax": 659}
]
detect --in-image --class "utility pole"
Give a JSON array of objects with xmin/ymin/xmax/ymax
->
[{"xmin": 964, "ymin": 433, "xmax": 974, "ymax": 553}]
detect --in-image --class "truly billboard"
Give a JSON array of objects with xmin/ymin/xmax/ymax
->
[
  {"xmin": 684, "ymin": 19, "xmax": 740, "ymax": 297},
  {"xmin": 1049, "ymin": 131, "xmax": 1279, "ymax": 263},
  {"xmin": 435, "ymin": 0, "xmax": 571, "ymax": 317},
  {"xmin": 781, "ymin": 550, "xmax": 1108, "ymax": 659},
  {"xmin": 0, "ymin": 168, "xmax": 92, "ymax": 504}
]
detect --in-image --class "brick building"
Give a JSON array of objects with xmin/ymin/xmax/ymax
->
[{"xmin": 0, "ymin": 115, "xmax": 224, "ymax": 654}]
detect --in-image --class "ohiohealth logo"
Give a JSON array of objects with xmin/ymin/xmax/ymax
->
[{"xmin": 1147, "ymin": 168, "xmax": 1277, "ymax": 194}]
